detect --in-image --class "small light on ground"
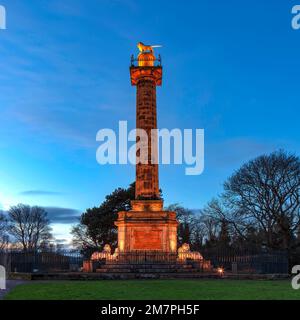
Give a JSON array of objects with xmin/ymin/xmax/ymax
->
[{"xmin": 217, "ymin": 267, "xmax": 224, "ymax": 276}]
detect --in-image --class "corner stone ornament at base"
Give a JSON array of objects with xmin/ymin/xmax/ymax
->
[
  {"xmin": 178, "ymin": 243, "xmax": 203, "ymax": 261},
  {"xmin": 90, "ymin": 244, "xmax": 118, "ymax": 261}
]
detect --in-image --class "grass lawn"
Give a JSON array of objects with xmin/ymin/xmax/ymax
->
[{"xmin": 4, "ymin": 279, "xmax": 300, "ymax": 300}]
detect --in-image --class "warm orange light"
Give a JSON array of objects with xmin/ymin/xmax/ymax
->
[
  {"xmin": 138, "ymin": 52, "xmax": 156, "ymax": 67},
  {"xmin": 137, "ymin": 42, "xmax": 154, "ymax": 53},
  {"xmin": 177, "ymin": 243, "xmax": 203, "ymax": 261},
  {"xmin": 217, "ymin": 267, "xmax": 224, "ymax": 275},
  {"xmin": 118, "ymin": 225, "xmax": 125, "ymax": 252},
  {"xmin": 90, "ymin": 244, "xmax": 118, "ymax": 262},
  {"xmin": 119, "ymin": 239, "xmax": 125, "ymax": 252},
  {"xmin": 170, "ymin": 239, "xmax": 177, "ymax": 252}
]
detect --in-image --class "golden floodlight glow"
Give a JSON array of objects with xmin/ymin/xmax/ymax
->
[
  {"xmin": 217, "ymin": 267, "xmax": 224, "ymax": 275},
  {"xmin": 119, "ymin": 239, "xmax": 125, "ymax": 252},
  {"xmin": 137, "ymin": 41, "xmax": 156, "ymax": 67},
  {"xmin": 137, "ymin": 52, "xmax": 156, "ymax": 67},
  {"xmin": 170, "ymin": 239, "xmax": 177, "ymax": 252}
]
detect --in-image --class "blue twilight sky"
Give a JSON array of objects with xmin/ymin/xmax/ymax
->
[{"xmin": 0, "ymin": 0, "xmax": 299, "ymax": 243}]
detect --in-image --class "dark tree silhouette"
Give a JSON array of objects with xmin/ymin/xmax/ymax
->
[
  {"xmin": 222, "ymin": 150, "xmax": 300, "ymax": 255},
  {"xmin": 218, "ymin": 219, "xmax": 231, "ymax": 248},
  {"xmin": 0, "ymin": 212, "xmax": 9, "ymax": 250},
  {"xmin": 72, "ymin": 183, "xmax": 135, "ymax": 254},
  {"xmin": 8, "ymin": 204, "xmax": 52, "ymax": 251},
  {"xmin": 167, "ymin": 204, "xmax": 194, "ymax": 246}
]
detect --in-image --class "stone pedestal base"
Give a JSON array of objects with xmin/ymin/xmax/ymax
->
[{"xmin": 115, "ymin": 200, "xmax": 178, "ymax": 253}]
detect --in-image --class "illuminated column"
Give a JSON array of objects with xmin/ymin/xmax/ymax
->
[
  {"xmin": 115, "ymin": 44, "xmax": 178, "ymax": 254},
  {"xmin": 130, "ymin": 52, "xmax": 162, "ymax": 199}
]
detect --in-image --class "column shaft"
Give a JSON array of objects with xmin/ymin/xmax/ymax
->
[{"xmin": 135, "ymin": 79, "xmax": 159, "ymax": 199}]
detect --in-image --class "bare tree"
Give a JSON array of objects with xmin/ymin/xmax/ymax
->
[
  {"xmin": 167, "ymin": 204, "xmax": 195, "ymax": 245},
  {"xmin": 190, "ymin": 215, "xmax": 206, "ymax": 250},
  {"xmin": 8, "ymin": 204, "xmax": 53, "ymax": 251},
  {"xmin": 0, "ymin": 212, "xmax": 9, "ymax": 250},
  {"xmin": 223, "ymin": 150, "xmax": 300, "ymax": 252},
  {"xmin": 201, "ymin": 198, "xmax": 250, "ymax": 242},
  {"xmin": 198, "ymin": 200, "xmax": 225, "ymax": 243},
  {"xmin": 71, "ymin": 223, "xmax": 99, "ymax": 251}
]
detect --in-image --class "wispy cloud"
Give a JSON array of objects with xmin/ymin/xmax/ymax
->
[
  {"xmin": 0, "ymin": 4, "xmax": 133, "ymax": 150},
  {"xmin": 0, "ymin": 204, "xmax": 80, "ymax": 226},
  {"xmin": 44, "ymin": 207, "xmax": 81, "ymax": 224},
  {"xmin": 20, "ymin": 190, "xmax": 63, "ymax": 196}
]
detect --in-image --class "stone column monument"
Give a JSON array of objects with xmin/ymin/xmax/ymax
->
[{"xmin": 115, "ymin": 42, "xmax": 178, "ymax": 253}]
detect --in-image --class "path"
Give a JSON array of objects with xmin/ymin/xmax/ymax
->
[{"xmin": 0, "ymin": 280, "xmax": 27, "ymax": 300}]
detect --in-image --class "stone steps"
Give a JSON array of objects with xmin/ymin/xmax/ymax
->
[
  {"xmin": 105, "ymin": 262, "xmax": 183, "ymax": 266},
  {"xmin": 101, "ymin": 264, "xmax": 194, "ymax": 269},
  {"xmin": 96, "ymin": 268, "xmax": 202, "ymax": 273},
  {"xmin": 95, "ymin": 261, "xmax": 205, "ymax": 274},
  {"xmin": 92, "ymin": 272, "xmax": 218, "ymax": 280}
]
